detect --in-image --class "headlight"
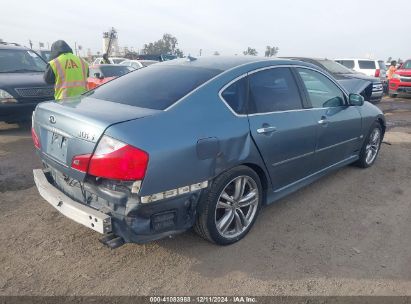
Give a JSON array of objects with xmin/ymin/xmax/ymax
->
[
  {"xmin": 392, "ymin": 74, "xmax": 401, "ymax": 80},
  {"xmin": 0, "ymin": 89, "xmax": 17, "ymax": 103}
]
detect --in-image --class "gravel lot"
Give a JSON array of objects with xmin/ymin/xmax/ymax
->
[{"xmin": 0, "ymin": 97, "xmax": 410, "ymax": 296}]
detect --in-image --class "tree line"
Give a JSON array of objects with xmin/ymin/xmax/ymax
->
[{"xmin": 133, "ymin": 33, "xmax": 279, "ymax": 57}]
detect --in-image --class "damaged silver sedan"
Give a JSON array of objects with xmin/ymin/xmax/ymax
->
[{"xmin": 32, "ymin": 57, "xmax": 385, "ymax": 247}]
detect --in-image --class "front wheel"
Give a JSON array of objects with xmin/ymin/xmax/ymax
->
[
  {"xmin": 356, "ymin": 122, "xmax": 383, "ymax": 168},
  {"xmin": 194, "ymin": 166, "xmax": 262, "ymax": 245}
]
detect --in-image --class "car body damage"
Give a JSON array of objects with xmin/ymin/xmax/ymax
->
[{"xmin": 32, "ymin": 57, "xmax": 385, "ymax": 246}]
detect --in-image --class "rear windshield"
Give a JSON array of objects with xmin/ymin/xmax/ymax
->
[
  {"xmin": 112, "ymin": 58, "xmax": 126, "ymax": 64},
  {"xmin": 358, "ymin": 60, "xmax": 376, "ymax": 69},
  {"xmin": 99, "ymin": 65, "xmax": 133, "ymax": 77},
  {"xmin": 89, "ymin": 65, "xmax": 221, "ymax": 110}
]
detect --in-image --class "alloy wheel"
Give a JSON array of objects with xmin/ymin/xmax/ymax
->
[
  {"xmin": 365, "ymin": 128, "xmax": 381, "ymax": 165},
  {"xmin": 215, "ymin": 175, "xmax": 259, "ymax": 239}
]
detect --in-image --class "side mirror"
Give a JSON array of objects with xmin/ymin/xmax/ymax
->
[
  {"xmin": 349, "ymin": 93, "xmax": 364, "ymax": 106},
  {"xmin": 94, "ymin": 72, "xmax": 103, "ymax": 79}
]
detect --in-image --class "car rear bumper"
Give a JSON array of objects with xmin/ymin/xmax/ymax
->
[
  {"xmin": 33, "ymin": 168, "xmax": 202, "ymax": 244},
  {"xmin": 33, "ymin": 169, "xmax": 112, "ymax": 234}
]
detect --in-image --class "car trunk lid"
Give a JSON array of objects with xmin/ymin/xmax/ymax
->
[{"xmin": 32, "ymin": 96, "xmax": 160, "ymax": 180}]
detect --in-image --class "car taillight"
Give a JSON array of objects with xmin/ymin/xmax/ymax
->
[
  {"xmin": 31, "ymin": 127, "xmax": 40, "ymax": 149},
  {"xmin": 71, "ymin": 154, "xmax": 92, "ymax": 172},
  {"xmin": 375, "ymin": 69, "xmax": 380, "ymax": 77},
  {"xmin": 87, "ymin": 135, "xmax": 149, "ymax": 181}
]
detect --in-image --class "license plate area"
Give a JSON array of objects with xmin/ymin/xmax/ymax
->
[{"xmin": 46, "ymin": 131, "xmax": 68, "ymax": 163}]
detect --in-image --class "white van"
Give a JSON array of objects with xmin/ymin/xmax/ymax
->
[{"xmin": 335, "ymin": 59, "xmax": 387, "ymax": 81}]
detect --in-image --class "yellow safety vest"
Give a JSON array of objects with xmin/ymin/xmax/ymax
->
[{"xmin": 49, "ymin": 53, "xmax": 88, "ymax": 100}]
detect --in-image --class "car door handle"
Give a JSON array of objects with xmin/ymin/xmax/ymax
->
[
  {"xmin": 318, "ymin": 116, "xmax": 328, "ymax": 126},
  {"xmin": 257, "ymin": 126, "xmax": 277, "ymax": 134}
]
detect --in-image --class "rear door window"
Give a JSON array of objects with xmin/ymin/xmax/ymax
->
[
  {"xmin": 248, "ymin": 67, "xmax": 303, "ymax": 113},
  {"xmin": 90, "ymin": 65, "xmax": 221, "ymax": 110},
  {"xmin": 358, "ymin": 60, "xmax": 376, "ymax": 69}
]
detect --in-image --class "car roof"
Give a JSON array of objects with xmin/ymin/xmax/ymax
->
[
  {"xmin": 157, "ymin": 56, "xmax": 304, "ymax": 72},
  {"xmin": 281, "ymin": 56, "xmax": 331, "ymax": 61},
  {"xmin": 0, "ymin": 43, "xmax": 29, "ymax": 51}
]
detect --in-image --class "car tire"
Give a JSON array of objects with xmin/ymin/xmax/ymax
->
[
  {"xmin": 389, "ymin": 93, "xmax": 397, "ymax": 98},
  {"xmin": 355, "ymin": 122, "xmax": 383, "ymax": 168},
  {"xmin": 194, "ymin": 166, "xmax": 262, "ymax": 245}
]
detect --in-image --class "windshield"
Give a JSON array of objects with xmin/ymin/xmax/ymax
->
[
  {"xmin": 0, "ymin": 49, "xmax": 47, "ymax": 73},
  {"xmin": 99, "ymin": 65, "xmax": 134, "ymax": 77},
  {"xmin": 401, "ymin": 60, "xmax": 411, "ymax": 69},
  {"xmin": 318, "ymin": 60, "xmax": 354, "ymax": 74},
  {"xmin": 89, "ymin": 65, "xmax": 221, "ymax": 110},
  {"xmin": 39, "ymin": 50, "xmax": 51, "ymax": 61}
]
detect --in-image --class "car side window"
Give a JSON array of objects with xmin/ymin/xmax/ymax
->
[
  {"xmin": 248, "ymin": 67, "xmax": 303, "ymax": 114},
  {"xmin": 297, "ymin": 68, "xmax": 346, "ymax": 108},
  {"xmin": 221, "ymin": 77, "xmax": 248, "ymax": 114}
]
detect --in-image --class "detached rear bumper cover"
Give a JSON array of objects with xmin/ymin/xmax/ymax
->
[{"xmin": 33, "ymin": 169, "xmax": 112, "ymax": 234}]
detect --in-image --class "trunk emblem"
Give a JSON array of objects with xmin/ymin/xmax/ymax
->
[{"xmin": 49, "ymin": 115, "xmax": 56, "ymax": 124}]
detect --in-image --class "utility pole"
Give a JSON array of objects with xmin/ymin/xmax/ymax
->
[
  {"xmin": 29, "ymin": 39, "xmax": 33, "ymax": 49},
  {"xmin": 74, "ymin": 42, "xmax": 78, "ymax": 56},
  {"xmin": 199, "ymin": 49, "xmax": 202, "ymax": 56}
]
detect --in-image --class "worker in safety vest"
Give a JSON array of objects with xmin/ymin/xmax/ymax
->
[{"xmin": 44, "ymin": 40, "xmax": 89, "ymax": 100}]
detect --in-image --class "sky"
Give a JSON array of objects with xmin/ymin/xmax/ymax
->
[{"xmin": 1, "ymin": 0, "xmax": 410, "ymax": 60}]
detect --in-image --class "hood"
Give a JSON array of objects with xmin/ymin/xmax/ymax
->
[
  {"xmin": 395, "ymin": 69, "xmax": 411, "ymax": 76},
  {"xmin": 336, "ymin": 78, "xmax": 372, "ymax": 95},
  {"xmin": 49, "ymin": 40, "xmax": 73, "ymax": 61},
  {"xmin": 332, "ymin": 72, "xmax": 379, "ymax": 83},
  {"xmin": 0, "ymin": 72, "xmax": 49, "ymax": 88}
]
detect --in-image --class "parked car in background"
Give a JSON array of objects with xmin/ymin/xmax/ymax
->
[
  {"xmin": 0, "ymin": 42, "xmax": 54, "ymax": 123},
  {"xmin": 87, "ymin": 64, "xmax": 134, "ymax": 90},
  {"xmin": 335, "ymin": 58, "xmax": 387, "ymax": 80},
  {"xmin": 32, "ymin": 57, "xmax": 385, "ymax": 247},
  {"xmin": 388, "ymin": 59, "xmax": 411, "ymax": 97},
  {"xmin": 284, "ymin": 57, "xmax": 383, "ymax": 103},
  {"xmin": 92, "ymin": 57, "xmax": 127, "ymax": 65},
  {"xmin": 120, "ymin": 59, "xmax": 157, "ymax": 70},
  {"xmin": 135, "ymin": 54, "xmax": 178, "ymax": 62}
]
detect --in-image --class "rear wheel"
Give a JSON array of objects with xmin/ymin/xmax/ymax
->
[
  {"xmin": 356, "ymin": 122, "xmax": 383, "ymax": 168},
  {"xmin": 194, "ymin": 166, "xmax": 262, "ymax": 245}
]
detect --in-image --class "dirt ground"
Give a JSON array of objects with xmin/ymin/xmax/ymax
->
[{"xmin": 0, "ymin": 97, "xmax": 410, "ymax": 296}]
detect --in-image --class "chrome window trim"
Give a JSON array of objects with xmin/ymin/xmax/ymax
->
[{"xmin": 217, "ymin": 64, "xmax": 350, "ymax": 117}]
